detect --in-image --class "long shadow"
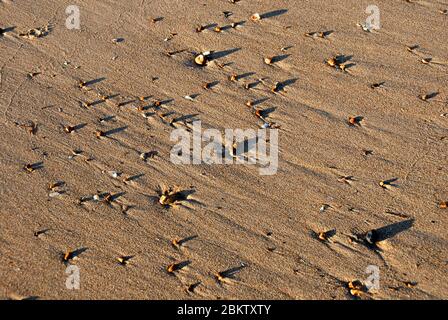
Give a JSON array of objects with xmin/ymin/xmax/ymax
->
[
  {"xmin": 382, "ymin": 178, "xmax": 399, "ymax": 187},
  {"xmin": 167, "ymin": 260, "xmax": 191, "ymax": 275},
  {"xmin": 271, "ymin": 54, "xmax": 290, "ymax": 63},
  {"xmin": 103, "ymin": 94, "xmax": 120, "ymax": 100},
  {"xmin": 110, "ymin": 192, "xmax": 126, "ymax": 202},
  {"xmin": 368, "ymin": 219, "xmax": 414, "ymax": 243},
  {"xmin": 221, "ymin": 25, "xmax": 233, "ymax": 32},
  {"xmin": 71, "ymin": 247, "xmax": 88, "ymax": 258},
  {"xmin": 186, "ymin": 93, "xmax": 200, "ymax": 100},
  {"xmin": 84, "ymin": 77, "xmax": 106, "ymax": 87},
  {"xmin": 276, "ymin": 78, "xmax": 298, "ymax": 91},
  {"xmin": 204, "ymin": 23, "xmax": 218, "ymax": 30},
  {"xmin": 176, "ymin": 260, "xmax": 191, "ymax": 269},
  {"xmin": 32, "ymin": 162, "xmax": 44, "ymax": 169},
  {"xmin": 321, "ymin": 30, "xmax": 334, "ymax": 37},
  {"xmin": 61, "ymin": 247, "xmax": 88, "ymax": 263},
  {"xmin": 0, "ymin": 26, "xmax": 16, "ymax": 35},
  {"xmin": 173, "ymin": 113, "xmax": 200, "ymax": 123},
  {"xmin": 125, "ymin": 173, "xmax": 145, "ymax": 182},
  {"xmin": 156, "ymin": 99, "xmax": 174, "ymax": 107},
  {"xmin": 423, "ymin": 92, "xmax": 440, "ymax": 100},
  {"xmin": 312, "ymin": 229, "xmax": 337, "ymax": 241},
  {"xmin": 104, "ymin": 126, "xmax": 128, "ymax": 136},
  {"xmin": 178, "ymin": 235, "xmax": 198, "ymax": 246},
  {"xmin": 178, "ymin": 189, "xmax": 196, "ymax": 200},
  {"xmin": 234, "ymin": 21, "xmax": 246, "ymax": 27},
  {"xmin": 205, "ymin": 80, "xmax": 220, "ymax": 89},
  {"xmin": 20, "ymin": 296, "xmax": 40, "ymax": 300},
  {"xmin": 260, "ymin": 9, "xmax": 288, "ymax": 19},
  {"xmin": 73, "ymin": 123, "xmax": 87, "ymax": 131},
  {"xmin": 344, "ymin": 63, "xmax": 356, "ymax": 70},
  {"xmin": 99, "ymin": 115, "xmax": 116, "ymax": 122},
  {"xmin": 209, "ymin": 48, "xmax": 241, "ymax": 60},
  {"xmin": 236, "ymin": 72, "xmax": 256, "ymax": 80},
  {"xmin": 246, "ymin": 80, "xmax": 261, "ymax": 89},
  {"xmin": 281, "ymin": 78, "xmax": 298, "ymax": 86},
  {"xmin": 25, "ymin": 162, "xmax": 44, "ymax": 171},
  {"xmin": 118, "ymin": 99, "xmax": 136, "ymax": 107},
  {"xmin": 138, "ymin": 95, "xmax": 152, "ymax": 101},
  {"xmin": 219, "ymin": 265, "xmax": 246, "ymax": 279},
  {"xmin": 252, "ymin": 98, "xmax": 270, "ymax": 106},
  {"xmin": 335, "ymin": 55, "xmax": 353, "ymax": 64},
  {"xmin": 89, "ymin": 99, "xmax": 106, "ymax": 107},
  {"xmin": 258, "ymin": 107, "xmax": 276, "ymax": 118}
]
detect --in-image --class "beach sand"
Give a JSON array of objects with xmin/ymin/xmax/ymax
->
[{"xmin": 0, "ymin": 0, "xmax": 447, "ymax": 299}]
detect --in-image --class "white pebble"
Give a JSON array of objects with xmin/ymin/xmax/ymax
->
[
  {"xmin": 110, "ymin": 171, "xmax": 119, "ymax": 178},
  {"xmin": 261, "ymin": 122, "xmax": 270, "ymax": 129},
  {"xmin": 49, "ymin": 191, "xmax": 61, "ymax": 198}
]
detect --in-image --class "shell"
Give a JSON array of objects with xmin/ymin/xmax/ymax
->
[
  {"xmin": 215, "ymin": 272, "xmax": 225, "ymax": 282},
  {"xmin": 194, "ymin": 54, "xmax": 207, "ymax": 66},
  {"xmin": 318, "ymin": 232, "xmax": 327, "ymax": 241},
  {"xmin": 109, "ymin": 171, "xmax": 119, "ymax": 178},
  {"xmin": 250, "ymin": 13, "xmax": 261, "ymax": 21},
  {"xmin": 171, "ymin": 239, "xmax": 180, "ymax": 248},
  {"xmin": 271, "ymin": 82, "xmax": 280, "ymax": 93},
  {"xmin": 95, "ymin": 130, "xmax": 105, "ymax": 138},
  {"xmin": 24, "ymin": 164, "xmax": 34, "ymax": 172},
  {"xmin": 326, "ymin": 58, "xmax": 337, "ymax": 67},
  {"xmin": 166, "ymin": 263, "xmax": 176, "ymax": 273},
  {"xmin": 64, "ymin": 126, "xmax": 74, "ymax": 133},
  {"xmin": 348, "ymin": 117, "xmax": 357, "ymax": 125},
  {"xmin": 264, "ymin": 57, "xmax": 273, "ymax": 65}
]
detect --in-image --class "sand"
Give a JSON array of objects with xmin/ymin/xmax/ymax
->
[{"xmin": 0, "ymin": 0, "xmax": 447, "ymax": 300}]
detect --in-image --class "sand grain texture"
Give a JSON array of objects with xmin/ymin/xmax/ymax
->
[{"xmin": 0, "ymin": 0, "xmax": 447, "ymax": 299}]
